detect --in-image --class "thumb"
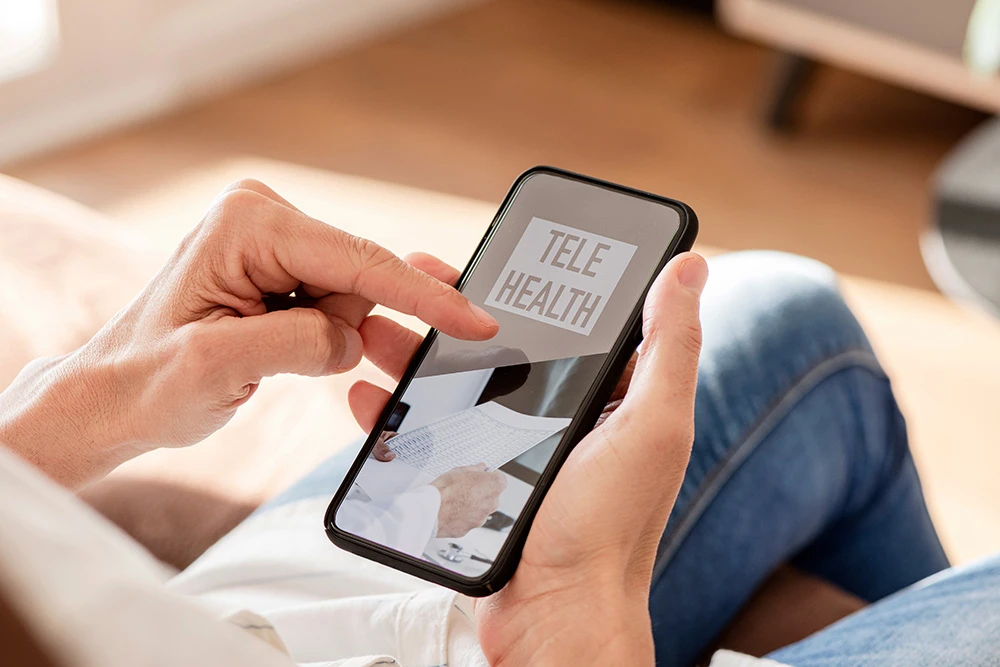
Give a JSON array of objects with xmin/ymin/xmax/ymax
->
[
  {"xmin": 213, "ymin": 307, "xmax": 364, "ymax": 382},
  {"xmin": 602, "ymin": 252, "xmax": 707, "ymax": 480}
]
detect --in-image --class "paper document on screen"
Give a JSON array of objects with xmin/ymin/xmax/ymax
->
[{"xmin": 387, "ymin": 401, "xmax": 571, "ymax": 479}]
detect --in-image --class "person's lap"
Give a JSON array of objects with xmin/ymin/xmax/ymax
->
[
  {"xmin": 252, "ymin": 251, "xmax": 991, "ymax": 666},
  {"xmin": 766, "ymin": 555, "xmax": 1000, "ymax": 666},
  {"xmin": 689, "ymin": 254, "xmax": 1000, "ymax": 666},
  {"xmin": 648, "ymin": 251, "xmax": 950, "ymax": 665}
]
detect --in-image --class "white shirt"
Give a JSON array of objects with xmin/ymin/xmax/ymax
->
[{"xmin": 0, "ymin": 445, "xmax": 778, "ymax": 667}]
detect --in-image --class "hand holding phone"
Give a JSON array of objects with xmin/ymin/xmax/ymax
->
[
  {"xmin": 347, "ymin": 247, "xmax": 708, "ymax": 666},
  {"xmin": 477, "ymin": 251, "xmax": 707, "ymax": 666},
  {"xmin": 326, "ymin": 167, "xmax": 698, "ymax": 595}
]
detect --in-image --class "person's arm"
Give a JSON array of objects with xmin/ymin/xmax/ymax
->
[
  {"xmin": 0, "ymin": 179, "xmax": 497, "ymax": 489},
  {"xmin": 348, "ymin": 250, "xmax": 708, "ymax": 666}
]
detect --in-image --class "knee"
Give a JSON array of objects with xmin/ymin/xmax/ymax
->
[{"xmin": 702, "ymin": 251, "xmax": 873, "ymax": 362}]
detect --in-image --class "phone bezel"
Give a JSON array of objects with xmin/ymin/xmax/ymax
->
[{"xmin": 324, "ymin": 165, "xmax": 698, "ymax": 596}]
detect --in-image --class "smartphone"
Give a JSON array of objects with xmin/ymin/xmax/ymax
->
[{"xmin": 325, "ymin": 166, "xmax": 698, "ymax": 596}]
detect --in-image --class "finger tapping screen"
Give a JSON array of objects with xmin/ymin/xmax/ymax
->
[{"xmin": 335, "ymin": 172, "xmax": 682, "ymax": 578}]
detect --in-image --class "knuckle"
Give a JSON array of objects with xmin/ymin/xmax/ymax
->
[
  {"xmin": 302, "ymin": 313, "xmax": 350, "ymax": 375},
  {"xmin": 354, "ymin": 237, "xmax": 397, "ymax": 273},
  {"xmin": 200, "ymin": 188, "xmax": 267, "ymax": 243},
  {"xmin": 646, "ymin": 313, "xmax": 702, "ymax": 359},
  {"xmin": 678, "ymin": 318, "xmax": 704, "ymax": 358},
  {"xmin": 223, "ymin": 178, "xmax": 269, "ymax": 196},
  {"xmin": 414, "ymin": 271, "xmax": 456, "ymax": 315},
  {"xmin": 349, "ymin": 236, "xmax": 406, "ymax": 291},
  {"xmin": 291, "ymin": 309, "xmax": 336, "ymax": 372},
  {"xmin": 402, "ymin": 251, "xmax": 430, "ymax": 265},
  {"xmin": 176, "ymin": 325, "xmax": 220, "ymax": 378},
  {"xmin": 387, "ymin": 318, "xmax": 416, "ymax": 349},
  {"xmin": 217, "ymin": 186, "xmax": 264, "ymax": 217},
  {"xmin": 193, "ymin": 181, "xmax": 275, "ymax": 245},
  {"xmin": 492, "ymin": 472, "xmax": 507, "ymax": 492}
]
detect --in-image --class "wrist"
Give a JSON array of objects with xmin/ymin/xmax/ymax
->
[
  {"xmin": 481, "ymin": 587, "xmax": 653, "ymax": 667},
  {"xmin": 0, "ymin": 347, "xmax": 141, "ymax": 487},
  {"xmin": 496, "ymin": 617, "xmax": 653, "ymax": 667}
]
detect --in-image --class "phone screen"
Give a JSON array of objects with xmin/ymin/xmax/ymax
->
[{"xmin": 333, "ymin": 171, "xmax": 683, "ymax": 579}]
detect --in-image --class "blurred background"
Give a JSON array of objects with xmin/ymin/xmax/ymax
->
[{"xmin": 1, "ymin": 0, "xmax": 999, "ymax": 564}]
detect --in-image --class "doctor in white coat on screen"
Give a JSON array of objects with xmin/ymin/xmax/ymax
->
[{"xmin": 336, "ymin": 432, "xmax": 508, "ymax": 557}]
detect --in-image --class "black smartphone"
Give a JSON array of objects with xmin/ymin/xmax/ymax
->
[
  {"xmin": 384, "ymin": 402, "xmax": 410, "ymax": 431},
  {"xmin": 325, "ymin": 166, "xmax": 698, "ymax": 596}
]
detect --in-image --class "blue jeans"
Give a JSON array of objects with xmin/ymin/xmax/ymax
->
[{"xmin": 262, "ymin": 252, "xmax": 995, "ymax": 666}]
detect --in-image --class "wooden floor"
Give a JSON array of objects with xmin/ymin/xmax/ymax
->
[{"xmin": 7, "ymin": 0, "xmax": 986, "ymax": 290}]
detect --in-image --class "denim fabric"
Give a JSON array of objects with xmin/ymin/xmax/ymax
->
[
  {"xmin": 648, "ymin": 252, "xmax": 949, "ymax": 666},
  {"xmin": 768, "ymin": 556, "xmax": 1000, "ymax": 666},
  {"xmin": 258, "ymin": 251, "xmax": 957, "ymax": 667}
]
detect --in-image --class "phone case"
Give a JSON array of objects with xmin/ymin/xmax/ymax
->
[{"xmin": 325, "ymin": 166, "xmax": 699, "ymax": 596}]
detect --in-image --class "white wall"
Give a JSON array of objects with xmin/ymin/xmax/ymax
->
[{"xmin": 0, "ymin": 0, "xmax": 480, "ymax": 166}]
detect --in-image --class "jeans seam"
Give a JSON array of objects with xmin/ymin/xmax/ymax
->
[{"xmin": 651, "ymin": 348, "xmax": 887, "ymax": 585}]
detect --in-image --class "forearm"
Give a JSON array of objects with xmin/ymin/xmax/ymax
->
[{"xmin": 0, "ymin": 349, "xmax": 139, "ymax": 488}]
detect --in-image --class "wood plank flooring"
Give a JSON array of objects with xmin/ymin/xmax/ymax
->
[{"xmin": 7, "ymin": 0, "xmax": 986, "ymax": 290}]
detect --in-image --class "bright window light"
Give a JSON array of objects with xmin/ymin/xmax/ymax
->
[{"xmin": 0, "ymin": 0, "xmax": 59, "ymax": 82}]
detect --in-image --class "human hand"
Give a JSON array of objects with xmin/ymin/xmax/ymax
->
[
  {"xmin": 372, "ymin": 431, "xmax": 397, "ymax": 462},
  {"xmin": 596, "ymin": 351, "xmax": 637, "ymax": 427},
  {"xmin": 347, "ymin": 250, "xmax": 707, "ymax": 666},
  {"xmin": 0, "ymin": 180, "xmax": 497, "ymax": 488},
  {"xmin": 346, "ymin": 252, "xmax": 636, "ymax": 433},
  {"xmin": 476, "ymin": 252, "xmax": 706, "ymax": 666},
  {"xmin": 430, "ymin": 464, "xmax": 508, "ymax": 538}
]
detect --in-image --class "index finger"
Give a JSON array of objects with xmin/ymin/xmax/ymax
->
[
  {"xmin": 346, "ymin": 238, "xmax": 498, "ymax": 341},
  {"xmin": 245, "ymin": 192, "xmax": 498, "ymax": 341}
]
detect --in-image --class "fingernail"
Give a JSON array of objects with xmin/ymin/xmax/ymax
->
[
  {"xmin": 340, "ymin": 327, "xmax": 364, "ymax": 369},
  {"xmin": 677, "ymin": 256, "xmax": 708, "ymax": 295},
  {"xmin": 470, "ymin": 303, "xmax": 499, "ymax": 329}
]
